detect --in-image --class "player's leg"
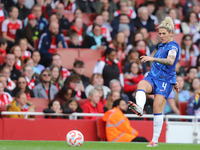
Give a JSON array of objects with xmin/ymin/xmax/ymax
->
[
  {"xmin": 147, "ymin": 94, "xmax": 166, "ymax": 147},
  {"xmin": 129, "ymin": 80, "xmax": 153, "ymax": 116}
]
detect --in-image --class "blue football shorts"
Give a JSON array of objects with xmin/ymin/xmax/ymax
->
[{"xmin": 143, "ymin": 76, "xmax": 174, "ymax": 100}]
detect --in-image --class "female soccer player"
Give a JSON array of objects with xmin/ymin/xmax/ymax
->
[{"xmin": 129, "ymin": 16, "xmax": 180, "ymax": 147}]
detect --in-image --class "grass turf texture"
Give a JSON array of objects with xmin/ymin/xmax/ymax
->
[{"xmin": 0, "ymin": 141, "xmax": 199, "ymax": 150}]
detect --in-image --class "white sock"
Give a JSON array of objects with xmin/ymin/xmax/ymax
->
[
  {"xmin": 152, "ymin": 113, "xmax": 163, "ymax": 143},
  {"xmin": 135, "ymin": 89, "xmax": 146, "ymax": 110}
]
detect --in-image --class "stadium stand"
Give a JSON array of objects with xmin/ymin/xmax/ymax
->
[{"xmin": 96, "ymin": 117, "xmax": 107, "ymax": 141}]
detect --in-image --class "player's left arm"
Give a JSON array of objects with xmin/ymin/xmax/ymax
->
[{"xmin": 140, "ymin": 49, "xmax": 177, "ymax": 66}]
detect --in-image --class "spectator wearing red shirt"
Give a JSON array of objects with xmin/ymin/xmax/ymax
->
[
  {"xmin": 2, "ymin": 6, "xmax": 22, "ymax": 50},
  {"xmin": 0, "ymin": 81, "xmax": 13, "ymax": 106},
  {"xmin": 51, "ymin": 54, "xmax": 70, "ymax": 82},
  {"xmin": 124, "ymin": 62, "xmax": 144, "ymax": 101},
  {"xmin": 94, "ymin": 84, "xmax": 107, "ymax": 112},
  {"xmin": 0, "ymin": 37, "xmax": 7, "ymax": 56},
  {"xmin": 82, "ymin": 89, "xmax": 104, "ymax": 120},
  {"xmin": 19, "ymin": 38, "xmax": 32, "ymax": 60},
  {"xmin": 38, "ymin": 22, "xmax": 67, "ymax": 67},
  {"xmin": 55, "ymin": 0, "xmax": 76, "ymax": 13},
  {"xmin": 10, "ymin": 45, "xmax": 23, "ymax": 71},
  {"xmin": 67, "ymin": 17, "xmax": 86, "ymax": 45},
  {"xmin": 33, "ymin": 69, "xmax": 58, "ymax": 100}
]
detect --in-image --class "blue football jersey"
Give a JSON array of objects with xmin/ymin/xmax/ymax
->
[{"xmin": 148, "ymin": 40, "xmax": 180, "ymax": 84}]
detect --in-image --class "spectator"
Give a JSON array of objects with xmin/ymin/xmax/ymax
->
[
  {"xmin": 73, "ymin": 9, "xmax": 87, "ymax": 30},
  {"xmin": 168, "ymin": 8, "xmax": 181, "ymax": 34},
  {"xmin": 0, "ymin": 74, "xmax": 12, "ymax": 96},
  {"xmin": 183, "ymin": 0, "xmax": 196, "ymax": 16},
  {"xmin": 111, "ymin": 14, "xmax": 134, "ymax": 39},
  {"xmin": 124, "ymin": 48, "xmax": 148, "ymax": 75},
  {"xmin": 109, "ymin": 79, "xmax": 129, "ymax": 104},
  {"xmin": 15, "ymin": 13, "xmax": 40, "ymax": 51},
  {"xmin": 94, "ymin": 48, "xmax": 124, "ymax": 87},
  {"xmin": 62, "ymin": 98, "xmax": 83, "ymax": 119},
  {"xmin": 23, "ymin": 65, "xmax": 39, "ymax": 90},
  {"xmin": 114, "ymin": 1, "xmax": 136, "ymax": 19},
  {"xmin": 33, "ymin": 69, "xmax": 58, "ymax": 100},
  {"xmin": 55, "ymin": 3, "xmax": 70, "ymax": 30},
  {"xmin": 51, "ymin": 54, "xmax": 71, "ymax": 81},
  {"xmin": 7, "ymin": 92, "xmax": 35, "ymax": 118},
  {"xmin": 2, "ymin": 6, "xmax": 22, "ymax": 50},
  {"xmin": 55, "ymin": 85, "xmax": 73, "ymax": 105},
  {"xmin": 43, "ymin": 99, "xmax": 73, "ymax": 118},
  {"xmin": 67, "ymin": 17, "xmax": 86, "ymax": 45},
  {"xmin": 164, "ymin": 75, "xmax": 190, "ymax": 115},
  {"xmin": 24, "ymin": 57, "xmax": 40, "ymax": 75},
  {"xmin": 192, "ymin": 1, "xmax": 200, "ymax": 22},
  {"xmin": 1, "ymin": 0, "xmax": 15, "ymax": 13},
  {"xmin": 197, "ymin": 61, "xmax": 200, "ymax": 78},
  {"xmin": 94, "ymin": 84, "xmax": 107, "ymax": 112},
  {"xmin": 109, "ymin": 31, "xmax": 127, "ymax": 62},
  {"xmin": 173, "ymin": 0, "xmax": 183, "ymax": 21},
  {"xmin": 82, "ymin": 89, "xmax": 104, "ymax": 120},
  {"xmin": 124, "ymin": 62, "xmax": 144, "ymax": 100},
  {"xmin": 12, "ymin": 76, "xmax": 34, "ymax": 98},
  {"xmin": 105, "ymin": 90, "xmax": 121, "ymax": 110},
  {"xmin": 50, "ymin": 65, "xmax": 64, "ymax": 91},
  {"xmin": 42, "ymin": 0, "xmax": 56, "ymax": 20},
  {"xmin": 180, "ymin": 34, "xmax": 199, "ymax": 67},
  {"xmin": 19, "ymin": 38, "xmax": 32, "ymax": 60},
  {"xmin": 0, "ymin": 53, "xmax": 21, "ymax": 80},
  {"xmin": 86, "ymin": 15, "xmax": 112, "ymax": 42},
  {"xmin": 38, "ymin": 22, "xmax": 67, "ymax": 67},
  {"xmin": 1, "ymin": 66, "xmax": 16, "ymax": 91},
  {"xmin": 85, "ymin": 73, "xmax": 111, "ymax": 99},
  {"xmin": 181, "ymin": 11, "xmax": 200, "ymax": 35},
  {"xmin": 10, "ymin": 45, "xmax": 23, "ymax": 71},
  {"xmin": 0, "ymin": 2, "xmax": 8, "ymax": 21},
  {"xmin": 32, "ymin": 51, "xmax": 45, "ymax": 74},
  {"xmin": 0, "ymin": 81, "xmax": 13, "ymax": 106},
  {"xmin": 189, "ymin": 77, "xmax": 200, "ymax": 96},
  {"xmin": 55, "ymin": 0, "xmax": 76, "ymax": 13},
  {"xmin": 65, "ymin": 74, "xmax": 86, "ymax": 100},
  {"xmin": 68, "ymin": 32, "xmax": 81, "ymax": 48},
  {"xmin": 73, "ymin": 60, "xmax": 90, "ymax": 89},
  {"xmin": 96, "ymin": 0, "xmax": 117, "ymax": 22},
  {"xmin": 185, "ymin": 67, "xmax": 198, "ymax": 90},
  {"xmin": 139, "ymin": 27, "xmax": 156, "ymax": 53},
  {"xmin": 24, "ymin": 4, "xmax": 48, "ymax": 32},
  {"xmin": 101, "ymin": 10, "xmax": 113, "ymax": 32},
  {"xmin": 117, "ymin": 23, "xmax": 130, "ymax": 44},
  {"xmin": 134, "ymin": 6, "xmax": 155, "ymax": 32},
  {"xmin": 156, "ymin": 0, "xmax": 180, "ymax": 23},
  {"xmin": 187, "ymin": 87, "xmax": 200, "ymax": 116},
  {"xmin": 0, "ymin": 37, "xmax": 7, "ymax": 56},
  {"xmin": 75, "ymin": 0, "xmax": 96, "ymax": 13},
  {"xmin": 83, "ymin": 23, "xmax": 108, "ymax": 50},
  {"xmin": 103, "ymin": 98, "xmax": 148, "ymax": 142},
  {"xmin": 145, "ymin": 1, "xmax": 158, "ymax": 25},
  {"xmin": 15, "ymin": 0, "xmax": 31, "ymax": 20}
]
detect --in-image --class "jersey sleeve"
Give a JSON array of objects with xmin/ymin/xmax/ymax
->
[
  {"xmin": 2, "ymin": 19, "xmax": 8, "ymax": 32},
  {"xmin": 169, "ymin": 45, "xmax": 179, "ymax": 53}
]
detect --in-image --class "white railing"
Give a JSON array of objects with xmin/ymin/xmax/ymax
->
[{"xmin": 1, "ymin": 111, "xmax": 200, "ymax": 143}]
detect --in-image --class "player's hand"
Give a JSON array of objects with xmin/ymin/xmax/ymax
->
[
  {"xmin": 28, "ymin": 106, "xmax": 35, "ymax": 112},
  {"xmin": 57, "ymin": 41, "xmax": 63, "ymax": 48},
  {"xmin": 140, "ymin": 56, "xmax": 154, "ymax": 63},
  {"xmin": 173, "ymin": 82, "xmax": 179, "ymax": 92}
]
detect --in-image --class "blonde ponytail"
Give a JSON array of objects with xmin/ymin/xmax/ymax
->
[{"xmin": 158, "ymin": 16, "xmax": 175, "ymax": 33}]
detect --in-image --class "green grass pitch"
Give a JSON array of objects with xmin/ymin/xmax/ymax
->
[{"xmin": 0, "ymin": 141, "xmax": 199, "ymax": 150}]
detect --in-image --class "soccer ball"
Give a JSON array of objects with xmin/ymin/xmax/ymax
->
[{"xmin": 66, "ymin": 130, "xmax": 84, "ymax": 147}]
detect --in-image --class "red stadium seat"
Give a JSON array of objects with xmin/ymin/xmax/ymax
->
[
  {"xmin": 75, "ymin": 57, "xmax": 99, "ymax": 77},
  {"xmin": 56, "ymin": 48, "xmax": 79, "ymax": 70},
  {"xmin": 90, "ymin": 13, "xmax": 96, "ymax": 22},
  {"xmin": 0, "ymin": 55, "xmax": 5, "ymax": 65},
  {"xmin": 136, "ymin": 0, "xmax": 144, "ymax": 8},
  {"xmin": 82, "ymin": 13, "xmax": 92, "ymax": 25},
  {"xmin": 96, "ymin": 117, "xmax": 107, "ymax": 141},
  {"xmin": 149, "ymin": 31, "xmax": 159, "ymax": 41},
  {"xmin": 0, "ymin": 21, "xmax": 3, "ymax": 36},
  {"xmin": 179, "ymin": 101, "xmax": 188, "ymax": 121},
  {"xmin": 174, "ymin": 33, "xmax": 184, "ymax": 46},
  {"xmin": 35, "ymin": 105, "xmax": 46, "ymax": 118},
  {"xmin": 64, "ymin": 12, "xmax": 74, "ymax": 22},
  {"xmin": 77, "ymin": 99, "xmax": 87, "ymax": 107},
  {"xmin": 79, "ymin": 49, "xmax": 101, "ymax": 60},
  {"xmin": 34, "ymin": 39, "xmax": 39, "ymax": 50},
  {"xmin": 27, "ymin": 98, "xmax": 49, "ymax": 108},
  {"xmin": 180, "ymin": 0, "xmax": 187, "ymax": 6}
]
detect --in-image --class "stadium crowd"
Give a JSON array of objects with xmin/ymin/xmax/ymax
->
[{"xmin": 0, "ymin": 0, "xmax": 200, "ymax": 120}]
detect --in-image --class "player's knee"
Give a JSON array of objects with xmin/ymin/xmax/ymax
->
[{"xmin": 153, "ymin": 103, "xmax": 162, "ymax": 114}]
